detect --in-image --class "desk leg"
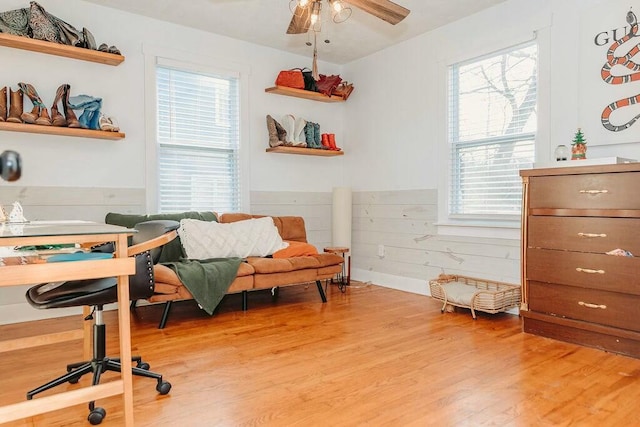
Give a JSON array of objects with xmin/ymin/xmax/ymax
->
[{"xmin": 116, "ymin": 234, "xmax": 134, "ymax": 426}]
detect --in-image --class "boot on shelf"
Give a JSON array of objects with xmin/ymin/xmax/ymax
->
[
  {"xmin": 7, "ymin": 88, "xmax": 23, "ymax": 123},
  {"xmin": 0, "ymin": 87, "xmax": 6, "ymax": 122},
  {"xmin": 314, "ymin": 123, "xmax": 323, "ymax": 149},
  {"xmin": 328, "ymin": 133, "xmax": 341, "ymax": 151},
  {"xmin": 321, "ymin": 133, "xmax": 331, "ymax": 150},
  {"xmin": 62, "ymin": 84, "xmax": 81, "ymax": 128},
  {"xmin": 293, "ymin": 117, "xmax": 307, "ymax": 147},
  {"xmin": 18, "ymin": 83, "xmax": 51, "ymax": 126},
  {"xmin": 274, "ymin": 118, "xmax": 287, "ymax": 145},
  {"xmin": 266, "ymin": 115, "xmax": 284, "ymax": 147},
  {"xmin": 304, "ymin": 122, "xmax": 316, "ymax": 148},
  {"xmin": 50, "ymin": 84, "xmax": 67, "ymax": 127}
]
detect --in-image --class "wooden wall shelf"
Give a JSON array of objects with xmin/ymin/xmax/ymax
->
[
  {"xmin": 0, "ymin": 122, "xmax": 125, "ymax": 140},
  {"xmin": 265, "ymin": 86, "xmax": 345, "ymax": 103},
  {"xmin": 0, "ymin": 33, "xmax": 124, "ymax": 66},
  {"xmin": 266, "ymin": 146, "xmax": 343, "ymax": 156}
]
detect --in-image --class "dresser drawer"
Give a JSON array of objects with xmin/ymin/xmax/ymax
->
[
  {"xmin": 528, "ymin": 216, "xmax": 640, "ymax": 254},
  {"xmin": 527, "ymin": 248, "xmax": 640, "ymax": 294},
  {"xmin": 529, "ymin": 281, "xmax": 640, "ymax": 332},
  {"xmin": 529, "ymin": 172, "xmax": 640, "ymax": 209}
]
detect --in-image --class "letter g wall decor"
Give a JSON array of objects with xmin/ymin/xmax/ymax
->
[{"xmin": 579, "ymin": 1, "xmax": 640, "ymax": 145}]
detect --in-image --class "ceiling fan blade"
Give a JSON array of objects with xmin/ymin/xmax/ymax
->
[
  {"xmin": 344, "ymin": 0, "xmax": 410, "ymax": 25},
  {"xmin": 287, "ymin": 4, "xmax": 312, "ymax": 34}
]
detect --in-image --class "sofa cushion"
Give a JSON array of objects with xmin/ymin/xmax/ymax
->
[
  {"xmin": 105, "ymin": 211, "xmax": 218, "ymax": 263},
  {"xmin": 246, "ymin": 256, "xmax": 320, "ymax": 274},
  {"xmin": 273, "ymin": 241, "xmax": 318, "ymax": 258},
  {"xmin": 254, "ymin": 269, "xmax": 318, "ymax": 288},
  {"xmin": 220, "ymin": 214, "xmax": 307, "ymax": 243},
  {"xmin": 312, "ymin": 253, "xmax": 345, "ymax": 268},
  {"xmin": 178, "ymin": 217, "xmax": 288, "ymax": 259}
]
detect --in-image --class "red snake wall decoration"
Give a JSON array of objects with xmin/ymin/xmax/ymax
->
[{"xmin": 600, "ymin": 10, "xmax": 640, "ymax": 132}]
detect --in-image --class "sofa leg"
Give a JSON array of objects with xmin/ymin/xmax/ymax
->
[
  {"xmin": 242, "ymin": 290, "xmax": 248, "ymax": 311},
  {"xmin": 316, "ymin": 280, "xmax": 327, "ymax": 303},
  {"xmin": 158, "ymin": 301, "xmax": 172, "ymax": 329}
]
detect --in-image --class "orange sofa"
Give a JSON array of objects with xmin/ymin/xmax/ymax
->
[{"xmin": 106, "ymin": 212, "xmax": 344, "ymax": 328}]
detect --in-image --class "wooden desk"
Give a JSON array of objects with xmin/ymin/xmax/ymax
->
[{"xmin": 0, "ymin": 221, "xmax": 136, "ymax": 425}]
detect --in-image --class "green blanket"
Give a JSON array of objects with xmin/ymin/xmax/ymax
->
[{"xmin": 163, "ymin": 257, "xmax": 242, "ymax": 315}]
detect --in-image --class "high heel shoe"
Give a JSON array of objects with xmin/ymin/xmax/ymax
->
[
  {"xmin": 50, "ymin": 84, "xmax": 67, "ymax": 127},
  {"xmin": 18, "ymin": 83, "xmax": 51, "ymax": 126},
  {"xmin": 62, "ymin": 84, "xmax": 81, "ymax": 128}
]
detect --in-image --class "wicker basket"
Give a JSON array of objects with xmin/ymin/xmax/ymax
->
[{"xmin": 428, "ymin": 274, "xmax": 521, "ymax": 319}]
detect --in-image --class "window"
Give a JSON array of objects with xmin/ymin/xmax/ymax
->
[
  {"xmin": 448, "ymin": 42, "xmax": 537, "ymax": 219},
  {"xmin": 156, "ymin": 64, "xmax": 241, "ymax": 213}
]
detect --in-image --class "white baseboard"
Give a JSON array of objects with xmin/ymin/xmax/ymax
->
[
  {"xmin": 351, "ymin": 268, "xmax": 431, "ymax": 296},
  {"xmin": 350, "ymin": 268, "xmax": 519, "ymax": 315}
]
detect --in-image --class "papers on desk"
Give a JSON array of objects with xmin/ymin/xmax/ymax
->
[{"xmin": 0, "ymin": 243, "xmax": 111, "ymax": 266}]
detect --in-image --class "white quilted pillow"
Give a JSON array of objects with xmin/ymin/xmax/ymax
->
[{"xmin": 178, "ymin": 217, "xmax": 289, "ymax": 259}]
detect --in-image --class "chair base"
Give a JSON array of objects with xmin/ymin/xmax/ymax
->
[
  {"xmin": 26, "ymin": 312, "xmax": 171, "ymax": 425},
  {"xmin": 26, "ymin": 356, "xmax": 170, "ymax": 400}
]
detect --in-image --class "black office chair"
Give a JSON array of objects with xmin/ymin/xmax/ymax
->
[{"xmin": 25, "ymin": 220, "xmax": 180, "ymax": 425}]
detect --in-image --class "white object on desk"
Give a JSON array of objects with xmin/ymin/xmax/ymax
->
[{"xmin": 8, "ymin": 202, "xmax": 27, "ymax": 223}]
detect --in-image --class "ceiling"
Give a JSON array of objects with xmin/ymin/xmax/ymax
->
[{"xmin": 83, "ymin": 0, "xmax": 507, "ymax": 64}]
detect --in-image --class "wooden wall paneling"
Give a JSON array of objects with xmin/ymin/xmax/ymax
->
[
  {"xmin": 352, "ymin": 189, "xmax": 520, "ymax": 285},
  {"xmin": 0, "ymin": 187, "xmax": 145, "ymax": 222},
  {"xmin": 250, "ymin": 190, "xmax": 332, "ymax": 251}
]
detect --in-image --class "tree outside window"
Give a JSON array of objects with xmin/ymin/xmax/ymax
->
[{"xmin": 448, "ymin": 42, "xmax": 538, "ymax": 218}]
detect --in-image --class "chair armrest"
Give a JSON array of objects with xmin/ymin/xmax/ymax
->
[{"xmin": 128, "ymin": 230, "xmax": 178, "ymax": 257}]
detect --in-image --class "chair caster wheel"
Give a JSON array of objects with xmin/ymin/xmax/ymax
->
[
  {"xmin": 69, "ymin": 377, "xmax": 80, "ymax": 384},
  {"xmin": 88, "ymin": 407, "xmax": 106, "ymax": 425},
  {"xmin": 157, "ymin": 380, "xmax": 171, "ymax": 395},
  {"xmin": 138, "ymin": 362, "xmax": 150, "ymax": 370}
]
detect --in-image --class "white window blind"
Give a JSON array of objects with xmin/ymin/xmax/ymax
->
[
  {"xmin": 156, "ymin": 65, "xmax": 240, "ymax": 213},
  {"xmin": 448, "ymin": 42, "xmax": 537, "ymax": 217}
]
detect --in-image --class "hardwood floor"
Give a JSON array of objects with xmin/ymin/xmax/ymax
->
[{"xmin": 2, "ymin": 282, "xmax": 640, "ymax": 426}]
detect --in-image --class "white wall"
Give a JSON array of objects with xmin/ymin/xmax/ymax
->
[
  {"xmin": 0, "ymin": 0, "xmax": 347, "ymax": 194},
  {"xmin": 343, "ymin": 0, "xmax": 640, "ymax": 290}
]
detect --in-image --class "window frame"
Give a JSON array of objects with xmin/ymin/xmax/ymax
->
[
  {"xmin": 438, "ymin": 40, "xmax": 540, "ymax": 238},
  {"xmin": 143, "ymin": 45, "xmax": 250, "ymax": 214}
]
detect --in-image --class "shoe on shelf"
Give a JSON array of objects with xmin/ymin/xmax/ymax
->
[
  {"xmin": 328, "ymin": 133, "xmax": 341, "ymax": 151},
  {"xmin": 98, "ymin": 113, "xmax": 119, "ymax": 132},
  {"xmin": 0, "ymin": 87, "xmax": 6, "ymax": 122},
  {"xmin": 7, "ymin": 88, "xmax": 23, "ymax": 123}
]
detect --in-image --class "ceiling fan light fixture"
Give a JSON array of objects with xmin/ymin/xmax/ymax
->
[
  {"xmin": 310, "ymin": 1, "xmax": 322, "ymax": 26},
  {"xmin": 329, "ymin": 0, "xmax": 342, "ymax": 13},
  {"xmin": 332, "ymin": 5, "xmax": 352, "ymax": 23}
]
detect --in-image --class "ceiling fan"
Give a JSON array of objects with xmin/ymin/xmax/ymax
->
[{"xmin": 287, "ymin": 0, "xmax": 410, "ymax": 34}]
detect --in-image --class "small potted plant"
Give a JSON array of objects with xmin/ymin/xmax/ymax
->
[{"xmin": 571, "ymin": 128, "xmax": 587, "ymax": 160}]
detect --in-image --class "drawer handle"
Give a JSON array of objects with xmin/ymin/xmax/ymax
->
[
  {"xmin": 579, "ymin": 189, "xmax": 609, "ymax": 194},
  {"xmin": 575, "ymin": 267, "xmax": 605, "ymax": 274},
  {"xmin": 577, "ymin": 232, "xmax": 607, "ymax": 238},
  {"xmin": 578, "ymin": 301, "xmax": 607, "ymax": 310}
]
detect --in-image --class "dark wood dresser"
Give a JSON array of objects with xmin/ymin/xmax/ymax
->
[{"xmin": 520, "ymin": 163, "xmax": 640, "ymax": 358}]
